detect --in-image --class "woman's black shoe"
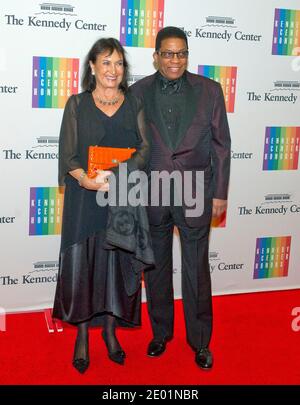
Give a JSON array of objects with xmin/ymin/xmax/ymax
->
[
  {"xmin": 72, "ymin": 357, "xmax": 90, "ymax": 374},
  {"xmin": 102, "ymin": 330, "xmax": 126, "ymax": 365},
  {"xmin": 72, "ymin": 336, "xmax": 90, "ymax": 374}
]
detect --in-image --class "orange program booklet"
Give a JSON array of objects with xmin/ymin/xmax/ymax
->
[{"xmin": 87, "ymin": 145, "xmax": 136, "ymax": 178}]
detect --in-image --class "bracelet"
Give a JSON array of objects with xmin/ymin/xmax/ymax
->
[{"xmin": 78, "ymin": 170, "xmax": 87, "ymax": 186}]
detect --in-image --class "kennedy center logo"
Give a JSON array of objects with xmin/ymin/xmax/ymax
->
[
  {"xmin": 32, "ymin": 56, "xmax": 79, "ymax": 108},
  {"xmin": 254, "ymin": 236, "xmax": 291, "ymax": 279},
  {"xmin": 272, "ymin": 8, "xmax": 300, "ymax": 55},
  {"xmin": 120, "ymin": 0, "xmax": 164, "ymax": 48},
  {"xmin": 29, "ymin": 187, "xmax": 64, "ymax": 235},
  {"xmin": 263, "ymin": 127, "xmax": 300, "ymax": 170},
  {"xmin": 198, "ymin": 65, "xmax": 237, "ymax": 113}
]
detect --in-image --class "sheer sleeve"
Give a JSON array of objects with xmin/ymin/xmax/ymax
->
[
  {"xmin": 58, "ymin": 95, "xmax": 81, "ymax": 186},
  {"xmin": 126, "ymin": 97, "xmax": 151, "ymax": 173}
]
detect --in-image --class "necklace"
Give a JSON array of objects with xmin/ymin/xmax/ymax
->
[{"xmin": 96, "ymin": 92, "xmax": 120, "ymax": 106}]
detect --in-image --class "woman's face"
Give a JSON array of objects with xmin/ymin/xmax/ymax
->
[{"xmin": 90, "ymin": 49, "xmax": 124, "ymax": 91}]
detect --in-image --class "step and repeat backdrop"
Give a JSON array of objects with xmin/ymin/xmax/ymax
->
[{"xmin": 0, "ymin": 0, "xmax": 299, "ymax": 313}]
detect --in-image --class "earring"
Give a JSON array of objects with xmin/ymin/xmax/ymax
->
[{"xmin": 92, "ymin": 70, "xmax": 95, "ymax": 76}]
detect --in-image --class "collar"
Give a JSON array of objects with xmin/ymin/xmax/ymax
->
[{"xmin": 158, "ymin": 71, "xmax": 185, "ymax": 94}]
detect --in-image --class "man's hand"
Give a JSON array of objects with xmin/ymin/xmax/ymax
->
[{"xmin": 212, "ymin": 198, "xmax": 227, "ymax": 217}]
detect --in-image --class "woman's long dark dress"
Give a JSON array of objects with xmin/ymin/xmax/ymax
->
[{"xmin": 52, "ymin": 91, "xmax": 150, "ymax": 326}]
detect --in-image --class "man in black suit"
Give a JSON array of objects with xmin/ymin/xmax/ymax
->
[{"xmin": 131, "ymin": 26, "xmax": 231, "ymax": 369}]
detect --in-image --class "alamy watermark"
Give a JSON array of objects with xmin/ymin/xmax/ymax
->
[
  {"xmin": 0, "ymin": 307, "xmax": 6, "ymax": 331},
  {"xmin": 96, "ymin": 164, "xmax": 205, "ymax": 218},
  {"xmin": 291, "ymin": 307, "xmax": 300, "ymax": 331}
]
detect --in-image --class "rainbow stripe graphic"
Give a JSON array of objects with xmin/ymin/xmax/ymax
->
[
  {"xmin": 29, "ymin": 187, "xmax": 64, "ymax": 235},
  {"xmin": 254, "ymin": 236, "xmax": 291, "ymax": 279},
  {"xmin": 120, "ymin": 0, "xmax": 164, "ymax": 48},
  {"xmin": 32, "ymin": 57, "xmax": 79, "ymax": 108},
  {"xmin": 272, "ymin": 8, "xmax": 300, "ymax": 55},
  {"xmin": 198, "ymin": 65, "xmax": 237, "ymax": 113},
  {"xmin": 211, "ymin": 210, "xmax": 227, "ymax": 228},
  {"xmin": 263, "ymin": 127, "xmax": 300, "ymax": 170}
]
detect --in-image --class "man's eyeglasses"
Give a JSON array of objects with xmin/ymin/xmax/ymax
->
[{"xmin": 157, "ymin": 50, "xmax": 189, "ymax": 59}]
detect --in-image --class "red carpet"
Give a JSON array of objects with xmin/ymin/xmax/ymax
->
[{"xmin": 0, "ymin": 289, "xmax": 300, "ymax": 385}]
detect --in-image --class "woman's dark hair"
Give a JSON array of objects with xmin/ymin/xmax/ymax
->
[{"xmin": 81, "ymin": 37, "xmax": 129, "ymax": 93}]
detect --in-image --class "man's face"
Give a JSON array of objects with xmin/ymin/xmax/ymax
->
[{"xmin": 153, "ymin": 37, "xmax": 188, "ymax": 80}]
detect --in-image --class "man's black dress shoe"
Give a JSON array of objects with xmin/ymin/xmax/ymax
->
[
  {"xmin": 195, "ymin": 347, "xmax": 213, "ymax": 370},
  {"xmin": 147, "ymin": 339, "xmax": 167, "ymax": 357}
]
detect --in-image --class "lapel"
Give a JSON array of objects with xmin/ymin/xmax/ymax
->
[
  {"xmin": 173, "ymin": 74, "xmax": 198, "ymax": 151},
  {"xmin": 144, "ymin": 73, "xmax": 174, "ymax": 149}
]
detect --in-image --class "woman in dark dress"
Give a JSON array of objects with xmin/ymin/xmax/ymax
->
[{"xmin": 52, "ymin": 38, "xmax": 151, "ymax": 372}]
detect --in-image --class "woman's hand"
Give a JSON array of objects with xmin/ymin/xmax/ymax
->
[
  {"xmin": 95, "ymin": 170, "xmax": 112, "ymax": 192},
  {"xmin": 80, "ymin": 170, "xmax": 111, "ymax": 191},
  {"xmin": 70, "ymin": 168, "xmax": 112, "ymax": 191},
  {"xmin": 80, "ymin": 175, "xmax": 99, "ymax": 190}
]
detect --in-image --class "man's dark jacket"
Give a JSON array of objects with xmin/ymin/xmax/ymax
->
[{"xmin": 130, "ymin": 71, "xmax": 231, "ymax": 227}]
